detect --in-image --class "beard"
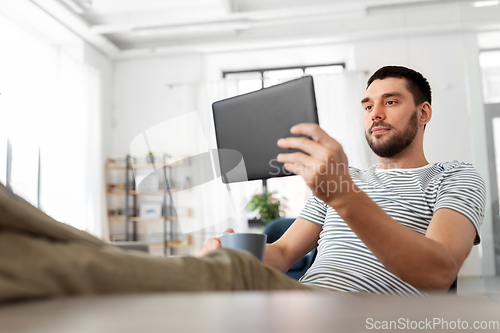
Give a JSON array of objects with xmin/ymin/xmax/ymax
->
[{"xmin": 365, "ymin": 110, "xmax": 419, "ymax": 158}]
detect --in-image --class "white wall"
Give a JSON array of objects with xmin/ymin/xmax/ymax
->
[{"xmin": 112, "ymin": 54, "xmax": 204, "ymax": 157}]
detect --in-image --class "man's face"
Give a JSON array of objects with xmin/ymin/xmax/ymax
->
[{"xmin": 361, "ymin": 78, "xmax": 420, "ymax": 158}]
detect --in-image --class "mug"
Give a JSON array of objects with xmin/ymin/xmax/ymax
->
[{"xmin": 220, "ymin": 233, "xmax": 267, "ymax": 262}]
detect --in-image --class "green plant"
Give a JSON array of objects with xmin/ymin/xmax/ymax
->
[
  {"xmin": 146, "ymin": 151, "xmax": 155, "ymax": 163},
  {"xmin": 247, "ymin": 191, "xmax": 283, "ymax": 224}
]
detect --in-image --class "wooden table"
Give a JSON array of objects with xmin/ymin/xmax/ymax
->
[{"xmin": 1, "ymin": 291, "xmax": 500, "ymax": 333}]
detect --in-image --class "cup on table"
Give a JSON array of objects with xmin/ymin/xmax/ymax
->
[{"xmin": 220, "ymin": 233, "xmax": 267, "ymax": 262}]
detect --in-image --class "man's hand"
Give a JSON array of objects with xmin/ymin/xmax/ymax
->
[
  {"xmin": 277, "ymin": 123, "xmax": 357, "ymax": 207},
  {"xmin": 198, "ymin": 228, "xmax": 234, "ymax": 257}
]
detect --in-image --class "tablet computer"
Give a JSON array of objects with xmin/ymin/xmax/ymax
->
[{"xmin": 212, "ymin": 75, "xmax": 319, "ymax": 184}]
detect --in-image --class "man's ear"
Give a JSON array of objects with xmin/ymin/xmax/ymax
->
[{"xmin": 419, "ymin": 102, "xmax": 432, "ymax": 127}]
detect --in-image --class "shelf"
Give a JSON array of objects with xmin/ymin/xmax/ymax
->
[
  {"xmin": 105, "ymin": 158, "xmax": 187, "ymax": 170},
  {"xmin": 105, "ymin": 155, "xmax": 192, "ymax": 254},
  {"xmin": 107, "ymin": 188, "xmax": 187, "ymax": 195},
  {"xmin": 110, "ymin": 236, "xmax": 191, "ymax": 248},
  {"xmin": 108, "ymin": 215, "xmax": 189, "ymax": 222},
  {"xmin": 149, "ymin": 235, "xmax": 191, "ymax": 248}
]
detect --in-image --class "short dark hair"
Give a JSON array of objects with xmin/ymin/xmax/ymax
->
[{"xmin": 366, "ymin": 66, "xmax": 432, "ymax": 106}]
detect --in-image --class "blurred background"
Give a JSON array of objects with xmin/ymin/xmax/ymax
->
[{"xmin": 0, "ymin": 0, "xmax": 499, "ymax": 281}]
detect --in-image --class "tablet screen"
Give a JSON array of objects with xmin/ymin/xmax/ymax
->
[{"xmin": 212, "ymin": 76, "xmax": 319, "ymax": 183}]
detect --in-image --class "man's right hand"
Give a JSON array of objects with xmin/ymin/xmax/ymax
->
[{"xmin": 198, "ymin": 228, "xmax": 235, "ymax": 257}]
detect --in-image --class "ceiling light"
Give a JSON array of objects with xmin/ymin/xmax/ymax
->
[
  {"xmin": 367, "ymin": 0, "xmax": 500, "ymax": 14},
  {"xmin": 132, "ymin": 20, "xmax": 250, "ymax": 37},
  {"xmin": 473, "ymin": 0, "xmax": 500, "ymax": 7},
  {"xmin": 60, "ymin": 0, "xmax": 86, "ymax": 14}
]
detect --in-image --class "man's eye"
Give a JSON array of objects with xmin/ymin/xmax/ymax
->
[
  {"xmin": 386, "ymin": 100, "xmax": 396, "ymax": 105},
  {"xmin": 365, "ymin": 105, "xmax": 373, "ymax": 111}
]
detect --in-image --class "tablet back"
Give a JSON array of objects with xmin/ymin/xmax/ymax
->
[{"xmin": 212, "ymin": 75, "xmax": 318, "ymax": 183}]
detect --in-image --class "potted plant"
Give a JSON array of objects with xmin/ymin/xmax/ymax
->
[
  {"xmin": 247, "ymin": 191, "xmax": 284, "ymax": 225},
  {"xmin": 146, "ymin": 151, "xmax": 155, "ymax": 163}
]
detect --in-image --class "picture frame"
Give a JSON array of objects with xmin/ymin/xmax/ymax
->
[{"xmin": 139, "ymin": 202, "xmax": 162, "ymax": 218}]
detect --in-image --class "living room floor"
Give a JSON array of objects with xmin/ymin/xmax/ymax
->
[{"xmin": 458, "ymin": 276, "xmax": 500, "ymax": 296}]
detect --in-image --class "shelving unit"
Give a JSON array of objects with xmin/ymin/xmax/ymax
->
[{"xmin": 105, "ymin": 155, "xmax": 191, "ymax": 256}]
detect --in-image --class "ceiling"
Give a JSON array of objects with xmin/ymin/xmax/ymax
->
[
  {"xmin": 27, "ymin": 0, "xmax": 500, "ymax": 58},
  {"xmin": 82, "ymin": 0, "xmax": 368, "ymax": 49}
]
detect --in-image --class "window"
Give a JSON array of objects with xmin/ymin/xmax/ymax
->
[
  {"xmin": 480, "ymin": 50, "xmax": 500, "ymax": 103},
  {"xmin": 223, "ymin": 63, "xmax": 345, "ymax": 93}
]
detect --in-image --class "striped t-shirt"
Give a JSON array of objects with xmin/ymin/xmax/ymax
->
[{"xmin": 298, "ymin": 161, "xmax": 486, "ymax": 296}]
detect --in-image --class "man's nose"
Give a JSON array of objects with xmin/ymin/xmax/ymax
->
[{"xmin": 371, "ymin": 105, "xmax": 385, "ymax": 121}]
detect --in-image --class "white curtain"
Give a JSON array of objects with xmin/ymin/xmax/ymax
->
[
  {"xmin": 188, "ymin": 71, "xmax": 370, "ymax": 240},
  {"xmin": 40, "ymin": 52, "xmax": 103, "ymax": 237},
  {"xmin": 192, "ymin": 80, "xmax": 251, "ymax": 240},
  {"xmin": 0, "ymin": 14, "xmax": 103, "ymax": 237},
  {"xmin": 314, "ymin": 71, "xmax": 373, "ymax": 169}
]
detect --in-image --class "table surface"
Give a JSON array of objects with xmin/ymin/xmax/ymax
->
[{"xmin": 1, "ymin": 291, "xmax": 500, "ymax": 333}]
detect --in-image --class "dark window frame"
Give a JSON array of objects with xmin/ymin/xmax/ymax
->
[{"xmin": 222, "ymin": 63, "xmax": 346, "ymax": 89}]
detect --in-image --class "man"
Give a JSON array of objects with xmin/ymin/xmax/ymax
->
[
  {"xmin": 200, "ymin": 66, "xmax": 485, "ymax": 296},
  {"xmin": 0, "ymin": 66, "xmax": 485, "ymax": 302}
]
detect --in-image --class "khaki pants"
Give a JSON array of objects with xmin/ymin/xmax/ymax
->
[{"xmin": 0, "ymin": 184, "xmax": 315, "ymax": 303}]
